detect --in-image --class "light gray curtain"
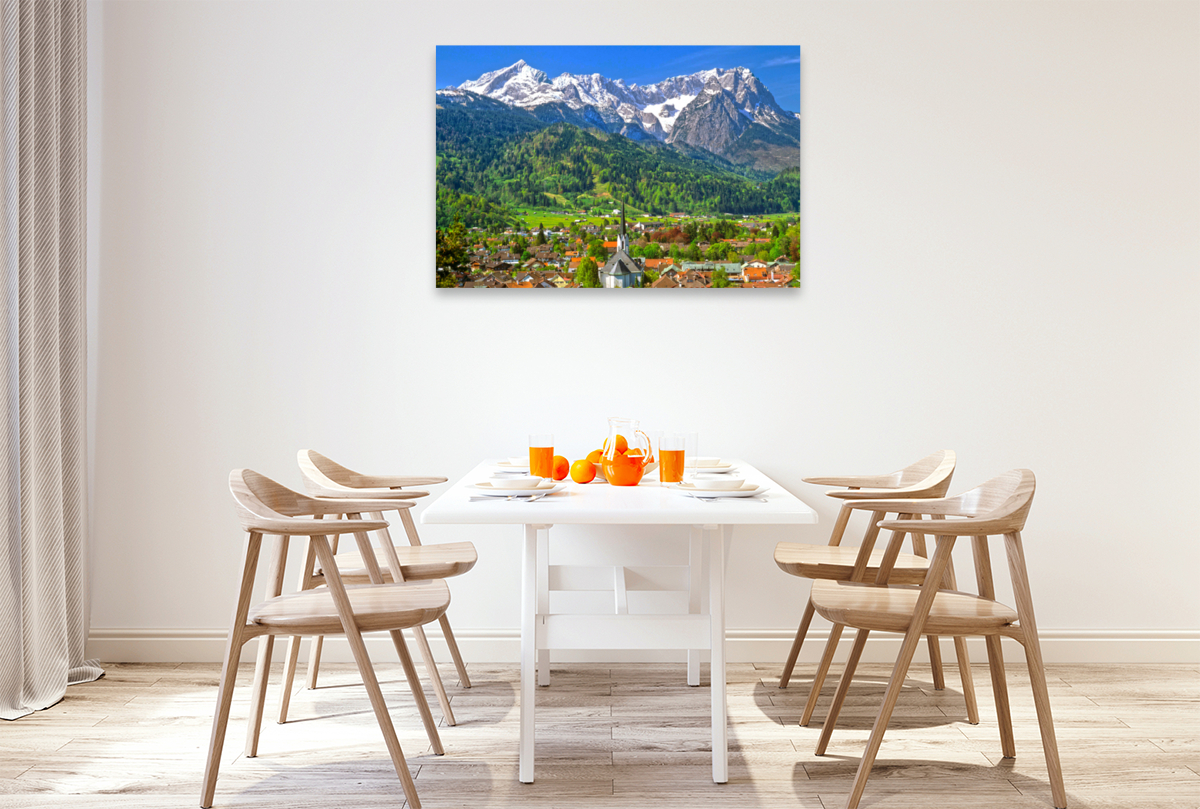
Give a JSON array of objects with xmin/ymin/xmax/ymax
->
[{"xmin": 0, "ymin": 0, "xmax": 99, "ymax": 721}]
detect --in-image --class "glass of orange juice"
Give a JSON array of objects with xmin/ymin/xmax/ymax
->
[
  {"xmin": 529, "ymin": 433, "xmax": 554, "ymax": 478},
  {"xmin": 658, "ymin": 432, "xmax": 686, "ymax": 483}
]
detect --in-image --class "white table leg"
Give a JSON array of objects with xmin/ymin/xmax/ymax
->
[
  {"xmin": 688, "ymin": 527, "xmax": 703, "ymax": 686},
  {"xmin": 537, "ymin": 526, "xmax": 550, "ymax": 687},
  {"xmin": 710, "ymin": 524, "xmax": 730, "ymax": 783},
  {"xmin": 520, "ymin": 524, "xmax": 538, "ymax": 783}
]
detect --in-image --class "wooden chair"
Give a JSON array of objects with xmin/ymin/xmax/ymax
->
[
  {"xmin": 809, "ymin": 469, "xmax": 1066, "ymax": 809},
  {"xmin": 203, "ymin": 469, "xmax": 450, "ymax": 809},
  {"xmin": 775, "ymin": 450, "xmax": 978, "ymax": 727},
  {"xmin": 274, "ymin": 450, "xmax": 475, "ymax": 728}
]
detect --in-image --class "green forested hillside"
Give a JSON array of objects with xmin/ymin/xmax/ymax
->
[{"xmin": 436, "ymin": 106, "xmax": 801, "ymax": 229}]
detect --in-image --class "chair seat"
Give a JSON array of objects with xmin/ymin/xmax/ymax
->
[
  {"xmin": 774, "ymin": 542, "xmax": 931, "ymax": 585},
  {"xmin": 810, "ymin": 580, "xmax": 1018, "ymax": 636},
  {"xmin": 249, "ymin": 580, "xmax": 451, "ymax": 635},
  {"xmin": 318, "ymin": 541, "xmax": 477, "ymax": 583}
]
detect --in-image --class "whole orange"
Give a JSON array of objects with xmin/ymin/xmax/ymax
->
[
  {"xmin": 586, "ymin": 448, "xmax": 604, "ymax": 464},
  {"xmin": 551, "ymin": 455, "xmax": 569, "ymax": 481},
  {"xmin": 569, "ymin": 459, "xmax": 597, "ymax": 484},
  {"xmin": 601, "ymin": 434, "xmax": 629, "ymax": 455}
]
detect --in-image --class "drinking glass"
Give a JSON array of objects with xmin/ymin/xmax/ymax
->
[
  {"xmin": 529, "ymin": 433, "xmax": 554, "ymax": 478},
  {"xmin": 658, "ymin": 432, "xmax": 686, "ymax": 483},
  {"xmin": 681, "ymin": 432, "xmax": 699, "ymax": 481}
]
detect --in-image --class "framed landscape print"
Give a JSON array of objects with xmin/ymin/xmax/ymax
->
[{"xmin": 435, "ymin": 46, "xmax": 800, "ymax": 289}]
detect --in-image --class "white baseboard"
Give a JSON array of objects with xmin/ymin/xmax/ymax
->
[{"xmin": 88, "ymin": 626, "xmax": 1200, "ymax": 665}]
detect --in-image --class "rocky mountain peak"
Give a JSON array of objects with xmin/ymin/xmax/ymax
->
[{"xmin": 444, "ymin": 60, "xmax": 798, "ymax": 171}]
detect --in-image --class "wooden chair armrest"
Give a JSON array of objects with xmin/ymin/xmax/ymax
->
[
  {"xmin": 877, "ymin": 517, "xmax": 1007, "ymax": 536},
  {"xmin": 249, "ymin": 517, "xmax": 389, "ymax": 536},
  {"xmin": 357, "ymin": 474, "xmax": 447, "ymax": 488},
  {"xmin": 841, "ymin": 496, "xmax": 957, "ymax": 514},
  {"xmin": 308, "ymin": 497, "xmax": 416, "ymax": 516},
  {"xmin": 828, "ymin": 486, "xmax": 941, "ymax": 501},
  {"xmin": 803, "ymin": 474, "xmax": 898, "ymax": 488},
  {"xmin": 310, "ymin": 488, "xmax": 429, "ymax": 500}
]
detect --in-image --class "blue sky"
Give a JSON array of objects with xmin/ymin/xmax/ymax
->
[{"xmin": 436, "ymin": 46, "xmax": 801, "ymax": 112}]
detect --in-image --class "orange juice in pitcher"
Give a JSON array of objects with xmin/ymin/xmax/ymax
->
[{"xmin": 601, "ymin": 417, "xmax": 655, "ymax": 486}]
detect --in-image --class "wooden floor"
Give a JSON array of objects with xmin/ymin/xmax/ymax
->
[{"xmin": 1, "ymin": 659, "xmax": 1197, "ymax": 808}]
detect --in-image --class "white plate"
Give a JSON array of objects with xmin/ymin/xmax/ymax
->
[
  {"xmin": 495, "ymin": 460, "xmax": 529, "ymax": 470},
  {"xmin": 672, "ymin": 482, "xmax": 768, "ymax": 498},
  {"xmin": 686, "ymin": 459, "xmax": 733, "ymax": 471},
  {"xmin": 472, "ymin": 480, "xmax": 563, "ymax": 495},
  {"xmin": 690, "ymin": 477, "xmax": 746, "ymax": 491},
  {"xmin": 688, "ymin": 465, "xmax": 737, "ymax": 475}
]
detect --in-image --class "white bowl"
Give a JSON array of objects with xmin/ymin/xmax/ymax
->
[
  {"xmin": 690, "ymin": 457, "xmax": 722, "ymax": 468},
  {"xmin": 500, "ymin": 476, "xmax": 543, "ymax": 489},
  {"xmin": 691, "ymin": 476, "xmax": 744, "ymax": 491},
  {"xmin": 508, "ymin": 456, "xmax": 529, "ymax": 466}
]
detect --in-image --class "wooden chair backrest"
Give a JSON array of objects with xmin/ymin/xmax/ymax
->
[
  {"xmin": 829, "ymin": 450, "xmax": 957, "ymax": 502},
  {"xmin": 874, "ymin": 469, "xmax": 1036, "ymax": 537},
  {"xmin": 230, "ymin": 469, "xmax": 317, "ymax": 528},
  {"xmin": 229, "ymin": 468, "xmax": 394, "ymax": 536},
  {"xmin": 895, "ymin": 450, "xmax": 957, "ymax": 490},
  {"xmin": 299, "ymin": 450, "xmax": 372, "ymax": 491},
  {"xmin": 943, "ymin": 469, "xmax": 1035, "ymax": 532}
]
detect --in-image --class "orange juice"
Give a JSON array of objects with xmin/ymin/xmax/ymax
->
[
  {"xmin": 659, "ymin": 449, "xmax": 685, "ymax": 483},
  {"xmin": 529, "ymin": 445, "xmax": 554, "ymax": 478},
  {"xmin": 602, "ymin": 452, "xmax": 646, "ymax": 486}
]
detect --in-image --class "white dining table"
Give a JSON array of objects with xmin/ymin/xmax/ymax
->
[{"xmin": 420, "ymin": 459, "xmax": 818, "ymax": 784}]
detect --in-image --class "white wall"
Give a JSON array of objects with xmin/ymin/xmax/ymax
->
[{"xmin": 87, "ymin": 0, "xmax": 1200, "ymax": 663}]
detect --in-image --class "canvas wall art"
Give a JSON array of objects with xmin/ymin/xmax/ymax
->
[{"xmin": 435, "ymin": 46, "xmax": 800, "ymax": 289}]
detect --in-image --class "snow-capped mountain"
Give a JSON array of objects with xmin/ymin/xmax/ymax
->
[
  {"xmin": 443, "ymin": 60, "xmax": 800, "ymax": 170},
  {"xmin": 452, "ymin": 61, "xmax": 792, "ymax": 138}
]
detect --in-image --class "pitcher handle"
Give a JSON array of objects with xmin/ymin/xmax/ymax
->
[{"xmin": 635, "ymin": 430, "xmax": 655, "ymax": 463}]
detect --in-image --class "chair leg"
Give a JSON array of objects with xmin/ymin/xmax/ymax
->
[
  {"xmin": 277, "ymin": 634, "xmax": 303, "ymax": 724},
  {"xmin": 985, "ymin": 634, "xmax": 1015, "ymax": 756},
  {"xmin": 244, "ymin": 535, "xmax": 288, "ymax": 757},
  {"xmin": 305, "ymin": 635, "xmax": 325, "ymax": 689},
  {"xmin": 390, "ymin": 628, "xmax": 445, "ymax": 756},
  {"xmin": 815, "ymin": 628, "xmax": 870, "ymax": 755},
  {"xmin": 940, "ymin": 555, "xmax": 979, "ymax": 722},
  {"xmin": 353, "ymin": 630, "xmax": 423, "ymax": 808},
  {"xmin": 910, "ymin": 530, "xmax": 947, "ymax": 691},
  {"xmin": 953, "ymin": 635, "xmax": 979, "ymax": 724},
  {"xmin": 972, "ymin": 536, "xmax": 1005, "ymax": 739},
  {"xmin": 201, "ymin": 533, "xmax": 262, "ymax": 809},
  {"xmin": 779, "ymin": 597, "xmax": 816, "ymax": 689},
  {"xmin": 1006, "ymin": 532, "xmax": 1067, "ymax": 809},
  {"xmin": 200, "ymin": 632, "xmax": 247, "ymax": 808},
  {"xmin": 244, "ymin": 635, "xmax": 275, "ymax": 757},
  {"xmin": 439, "ymin": 613, "xmax": 471, "ymax": 688},
  {"xmin": 925, "ymin": 634, "xmax": 946, "ymax": 690},
  {"xmin": 311, "ymin": 535, "xmax": 424, "ymax": 808},
  {"xmin": 801, "ymin": 622, "xmax": 843, "ymax": 726},
  {"xmin": 840, "ymin": 535, "xmax": 957, "ymax": 809},
  {"xmin": 783, "ymin": 501, "xmax": 854, "ymax": 691},
  {"xmin": 1023, "ymin": 636, "xmax": 1067, "ymax": 808},
  {"xmin": 842, "ymin": 625, "xmax": 924, "ymax": 809},
  {"xmin": 412, "ymin": 623, "xmax": 457, "ymax": 726},
  {"xmin": 283, "ymin": 538, "xmax": 319, "ymax": 711}
]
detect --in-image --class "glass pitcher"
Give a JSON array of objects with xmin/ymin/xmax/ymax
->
[{"xmin": 602, "ymin": 416, "xmax": 655, "ymax": 486}]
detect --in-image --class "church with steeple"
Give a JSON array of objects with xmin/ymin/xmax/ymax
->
[{"xmin": 599, "ymin": 201, "xmax": 645, "ymax": 288}]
